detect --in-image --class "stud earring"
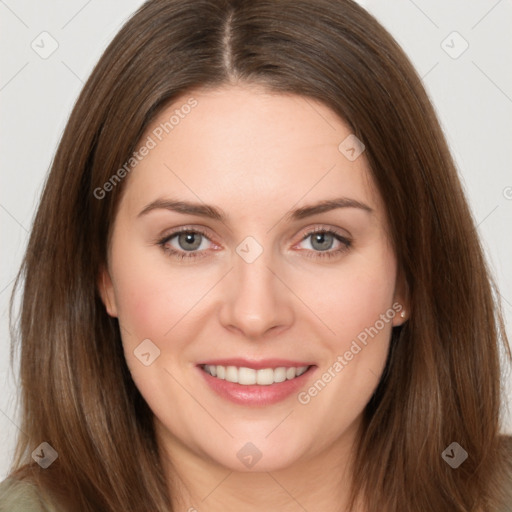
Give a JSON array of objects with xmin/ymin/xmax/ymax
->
[{"xmin": 400, "ymin": 311, "xmax": 406, "ymax": 319}]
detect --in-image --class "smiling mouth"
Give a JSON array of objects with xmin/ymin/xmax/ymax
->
[{"xmin": 200, "ymin": 364, "xmax": 313, "ymax": 386}]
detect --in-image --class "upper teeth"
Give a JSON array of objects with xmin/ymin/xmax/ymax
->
[{"xmin": 203, "ymin": 365, "xmax": 309, "ymax": 385}]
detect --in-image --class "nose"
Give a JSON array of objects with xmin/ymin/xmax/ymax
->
[{"xmin": 219, "ymin": 245, "xmax": 295, "ymax": 340}]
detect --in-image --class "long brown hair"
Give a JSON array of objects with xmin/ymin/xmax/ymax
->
[{"xmin": 8, "ymin": 0, "xmax": 512, "ymax": 510}]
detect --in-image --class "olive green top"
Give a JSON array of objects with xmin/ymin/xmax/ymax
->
[
  {"xmin": 1, "ymin": 475, "xmax": 512, "ymax": 511},
  {"xmin": 0, "ymin": 478, "xmax": 58, "ymax": 512}
]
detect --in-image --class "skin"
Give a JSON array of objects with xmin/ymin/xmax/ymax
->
[{"xmin": 99, "ymin": 84, "xmax": 408, "ymax": 512}]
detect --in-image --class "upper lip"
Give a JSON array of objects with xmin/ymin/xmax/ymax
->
[{"xmin": 197, "ymin": 358, "xmax": 315, "ymax": 370}]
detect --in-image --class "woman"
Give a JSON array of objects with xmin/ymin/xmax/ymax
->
[{"xmin": 1, "ymin": 0, "xmax": 511, "ymax": 510}]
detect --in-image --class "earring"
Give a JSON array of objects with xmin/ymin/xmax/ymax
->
[{"xmin": 400, "ymin": 311, "xmax": 406, "ymax": 319}]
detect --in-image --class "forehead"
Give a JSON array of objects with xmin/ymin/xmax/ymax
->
[{"xmin": 119, "ymin": 84, "xmax": 383, "ymax": 222}]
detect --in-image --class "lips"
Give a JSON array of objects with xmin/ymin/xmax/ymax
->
[{"xmin": 196, "ymin": 358, "xmax": 317, "ymax": 406}]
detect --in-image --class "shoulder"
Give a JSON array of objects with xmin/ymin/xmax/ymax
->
[{"xmin": 0, "ymin": 477, "xmax": 54, "ymax": 512}]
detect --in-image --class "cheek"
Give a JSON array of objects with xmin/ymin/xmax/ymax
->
[
  {"xmin": 302, "ymin": 249, "xmax": 397, "ymax": 339},
  {"xmin": 108, "ymin": 249, "xmax": 194, "ymax": 412},
  {"xmin": 110, "ymin": 240, "xmax": 191, "ymax": 341},
  {"xmin": 294, "ymin": 246, "xmax": 397, "ymax": 404},
  {"xmin": 109, "ymin": 241, "xmax": 216, "ymax": 385},
  {"xmin": 113, "ymin": 270, "xmax": 170, "ymax": 342}
]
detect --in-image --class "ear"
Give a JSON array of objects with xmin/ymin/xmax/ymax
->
[
  {"xmin": 97, "ymin": 266, "xmax": 118, "ymax": 318},
  {"xmin": 392, "ymin": 269, "xmax": 409, "ymax": 327}
]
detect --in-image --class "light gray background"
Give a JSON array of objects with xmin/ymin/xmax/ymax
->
[{"xmin": 1, "ymin": 0, "xmax": 511, "ymax": 480}]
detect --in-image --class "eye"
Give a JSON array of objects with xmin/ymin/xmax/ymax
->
[
  {"xmin": 296, "ymin": 227, "xmax": 352, "ymax": 259},
  {"xmin": 157, "ymin": 226, "xmax": 352, "ymax": 261},
  {"xmin": 157, "ymin": 228, "xmax": 215, "ymax": 260}
]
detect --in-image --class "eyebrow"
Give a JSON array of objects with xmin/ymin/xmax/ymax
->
[{"xmin": 137, "ymin": 197, "xmax": 373, "ymax": 222}]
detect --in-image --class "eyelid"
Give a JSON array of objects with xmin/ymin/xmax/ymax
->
[
  {"xmin": 157, "ymin": 225, "xmax": 217, "ymax": 244},
  {"xmin": 295, "ymin": 224, "xmax": 351, "ymax": 243}
]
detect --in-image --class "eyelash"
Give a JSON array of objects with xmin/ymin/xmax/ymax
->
[{"xmin": 157, "ymin": 226, "xmax": 352, "ymax": 261}]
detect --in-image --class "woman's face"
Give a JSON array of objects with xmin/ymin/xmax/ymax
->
[{"xmin": 99, "ymin": 84, "xmax": 407, "ymax": 473}]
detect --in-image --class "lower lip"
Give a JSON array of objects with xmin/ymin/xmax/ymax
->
[{"xmin": 197, "ymin": 365, "xmax": 317, "ymax": 406}]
